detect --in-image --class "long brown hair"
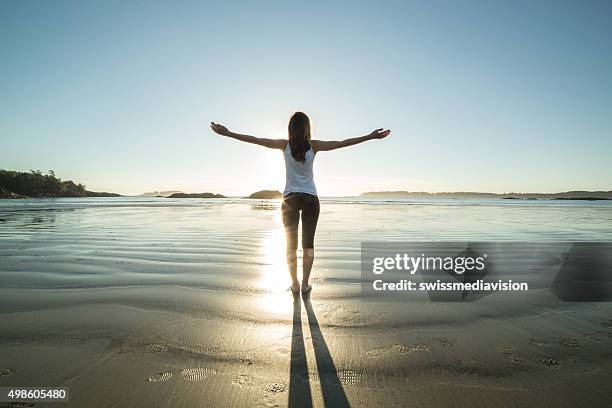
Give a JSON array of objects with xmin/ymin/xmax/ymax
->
[{"xmin": 287, "ymin": 111, "xmax": 312, "ymax": 163}]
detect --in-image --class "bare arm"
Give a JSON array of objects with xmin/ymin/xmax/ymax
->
[
  {"xmin": 210, "ymin": 122, "xmax": 287, "ymax": 149},
  {"xmin": 312, "ymin": 128, "xmax": 391, "ymax": 152}
]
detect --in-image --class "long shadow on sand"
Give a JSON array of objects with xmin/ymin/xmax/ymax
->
[{"xmin": 288, "ymin": 294, "xmax": 351, "ymax": 408}]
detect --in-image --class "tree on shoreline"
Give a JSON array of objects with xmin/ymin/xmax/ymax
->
[{"xmin": 0, "ymin": 169, "xmax": 117, "ymax": 198}]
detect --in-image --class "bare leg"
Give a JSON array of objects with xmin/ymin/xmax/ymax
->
[
  {"xmin": 287, "ymin": 251, "xmax": 299, "ymax": 291},
  {"xmin": 282, "ymin": 197, "xmax": 300, "ymax": 292},
  {"xmin": 300, "ymin": 194, "xmax": 319, "ymax": 292},
  {"xmin": 302, "ymin": 248, "xmax": 314, "ymax": 286}
]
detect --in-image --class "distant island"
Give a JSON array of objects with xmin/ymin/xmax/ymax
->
[
  {"xmin": 0, "ymin": 170, "xmax": 120, "ymax": 199},
  {"xmin": 167, "ymin": 192, "xmax": 226, "ymax": 198},
  {"xmin": 361, "ymin": 191, "xmax": 612, "ymax": 200},
  {"xmin": 246, "ymin": 190, "xmax": 283, "ymax": 199},
  {"xmin": 140, "ymin": 190, "xmax": 183, "ymax": 197}
]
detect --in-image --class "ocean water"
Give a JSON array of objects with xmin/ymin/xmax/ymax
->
[{"xmin": 1, "ymin": 196, "xmax": 611, "ymax": 297}]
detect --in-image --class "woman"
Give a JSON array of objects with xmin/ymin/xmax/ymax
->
[{"xmin": 211, "ymin": 112, "xmax": 390, "ymax": 294}]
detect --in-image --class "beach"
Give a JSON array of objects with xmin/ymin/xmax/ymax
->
[{"xmin": 1, "ymin": 197, "xmax": 612, "ymax": 407}]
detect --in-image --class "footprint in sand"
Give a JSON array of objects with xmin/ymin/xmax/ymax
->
[
  {"xmin": 537, "ymin": 356, "xmax": 561, "ymax": 368},
  {"xmin": 271, "ymin": 345, "xmax": 291, "ymax": 358},
  {"xmin": 507, "ymin": 354, "xmax": 527, "ymax": 363},
  {"xmin": 232, "ymin": 375, "xmax": 287, "ymax": 394},
  {"xmin": 559, "ymin": 338, "xmax": 580, "ymax": 348},
  {"xmin": 300, "ymin": 372, "xmax": 320, "ymax": 384},
  {"xmin": 115, "ymin": 346, "xmax": 129, "ymax": 355},
  {"xmin": 300, "ymin": 370, "xmax": 364, "ymax": 386},
  {"xmin": 204, "ymin": 345, "xmax": 226, "ymax": 355},
  {"xmin": 0, "ymin": 368, "xmax": 13, "ymax": 377},
  {"xmin": 238, "ymin": 356, "xmax": 254, "ymax": 366},
  {"xmin": 366, "ymin": 348, "xmax": 387, "ymax": 358},
  {"xmin": 147, "ymin": 372, "xmax": 173, "ymax": 383},
  {"xmin": 495, "ymin": 346, "xmax": 526, "ymax": 362},
  {"xmin": 264, "ymin": 383, "xmax": 287, "ymax": 394},
  {"xmin": 412, "ymin": 343, "xmax": 430, "ymax": 352},
  {"xmin": 387, "ymin": 344, "xmax": 413, "ymax": 354},
  {"xmin": 253, "ymin": 395, "xmax": 285, "ymax": 408},
  {"xmin": 432, "ymin": 338, "xmax": 457, "ymax": 347},
  {"xmin": 496, "ymin": 346, "xmax": 516, "ymax": 354},
  {"xmin": 366, "ymin": 343, "xmax": 429, "ymax": 358},
  {"xmin": 529, "ymin": 338, "xmax": 551, "ymax": 347},
  {"xmin": 147, "ymin": 344, "xmax": 169, "ymax": 353},
  {"xmin": 232, "ymin": 375, "xmax": 261, "ymax": 387},
  {"xmin": 180, "ymin": 367, "xmax": 217, "ymax": 381},
  {"xmin": 338, "ymin": 370, "xmax": 364, "ymax": 386}
]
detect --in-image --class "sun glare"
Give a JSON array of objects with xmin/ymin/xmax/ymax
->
[
  {"xmin": 257, "ymin": 148, "xmax": 285, "ymax": 191},
  {"xmin": 257, "ymin": 222, "xmax": 295, "ymax": 313}
]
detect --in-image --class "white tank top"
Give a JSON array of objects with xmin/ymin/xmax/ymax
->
[{"xmin": 283, "ymin": 142, "xmax": 317, "ymax": 196}]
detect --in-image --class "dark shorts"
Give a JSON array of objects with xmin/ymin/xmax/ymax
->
[{"xmin": 281, "ymin": 192, "xmax": 320, "ymax": 252}]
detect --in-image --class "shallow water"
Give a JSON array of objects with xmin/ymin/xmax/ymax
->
[{"xmin": 1, "ymin": 197, "xmax": 611, "ymax": 293}]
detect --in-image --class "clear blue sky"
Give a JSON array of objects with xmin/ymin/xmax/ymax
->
[{"xmin": 1, "ymin": 0, "xmax": 611, "ymax": 195}]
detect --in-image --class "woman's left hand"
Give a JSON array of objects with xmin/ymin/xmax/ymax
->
[{"xmin": 369, "ymin": 128, "xmax": 391, "ymax": 139}]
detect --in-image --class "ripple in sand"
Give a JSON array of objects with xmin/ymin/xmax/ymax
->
[
  {"xmin": 601, "ymin": 319, "xmax": 612, "ymax": 329},
  {"xmin": 147, "ymin": 372, "xmax": 173, "ymax": 382},
  {"xmin": 180, "ymin": 367, "xmax": 217, "ymax": 381},
  {"xmin": 459, "ymin": 359, "xmax": 480, "ymax": 367},
  {"xmin": 0, "ymin": 368, "xmax": 13, "ymax": 377},
  {"xmin": 559, "ymin": 338, "xmax": 580, "ymax": 348},
  {"xmin": 537, "ymin": 356, "xmax": 561, "ymax": 368},
  {"xmin": 585, "ymin": 330, "xmax": 612, "ymax": 342},
  {"xmin": 432, "ymin": 337, "xmax": 457, "ymax": 347}
]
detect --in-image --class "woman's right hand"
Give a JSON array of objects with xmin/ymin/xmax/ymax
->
[
  {"xmin": 369, "ymin": 128, "xmax": 391, "ymax": 139},
  {"xmin": 210, "ymin": 122, "xmax": 231, "ymax": 136}
]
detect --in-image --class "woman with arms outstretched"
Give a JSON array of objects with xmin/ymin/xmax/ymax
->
[{"xmin": 211, "ymin": 112, "xmax": 390, "ymax": 294}]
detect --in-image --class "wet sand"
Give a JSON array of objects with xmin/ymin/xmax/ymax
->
[{"xmin": 1, "ymin": 197, "xmax": 611, "ymax": 407}]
